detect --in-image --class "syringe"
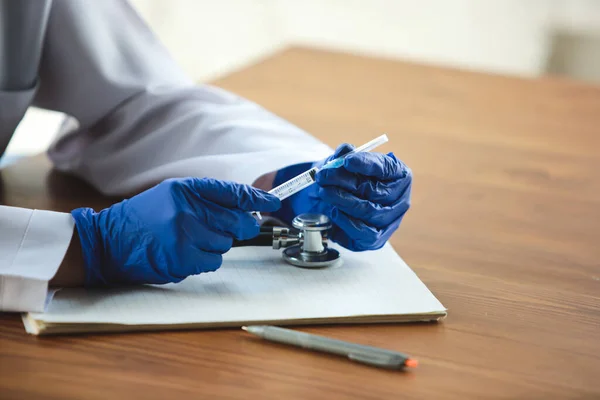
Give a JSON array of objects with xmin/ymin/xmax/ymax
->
[{"xmin": 254, "ymin": 133, "xmax": 389, "ymax": 219}]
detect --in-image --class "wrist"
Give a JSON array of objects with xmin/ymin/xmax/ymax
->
[
  {"xmin": 252, "ymin": 171, "xmax": 276, "ymax": 192},
  {"xmin": 70, "ymin": 207, "xmax": 105, "ymax": 286},
  {"xmin": 50, "ymin": 228, "xmax": 85, "ymax": 287},
  {"xmin": 270, "ymin": 162, "xmax": 319, "ymax": 224}
]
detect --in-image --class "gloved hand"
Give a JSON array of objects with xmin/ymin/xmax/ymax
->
[
  {"xmin": 71, "ymin": 178, "xmax": 280, "ymax": 286},
  {"xmin": 272, "ymin": 144, "xmax": 412, "ymax": 251}
]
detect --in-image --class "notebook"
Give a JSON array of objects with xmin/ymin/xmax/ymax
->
[{"xmin": 22, "ymin": 243, "xmax": 447, "ymax": 335}]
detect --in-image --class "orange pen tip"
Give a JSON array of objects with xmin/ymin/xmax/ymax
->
[{"xmin": 404, "ymin": 358, "xmax": 419, "ymax": 368}]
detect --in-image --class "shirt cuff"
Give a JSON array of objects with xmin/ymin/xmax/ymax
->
[{"xmin": 0, "ymin": 207, "xmax": 74, "ymax": 312}]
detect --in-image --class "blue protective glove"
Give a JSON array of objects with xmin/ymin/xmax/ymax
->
[
  {"xmin": 71, "ymin": 178, "xmax": 281, "ymax": 286},
  {"xmin": 272, "ymin": 144, "xmax": 412, "ymax": 251}
]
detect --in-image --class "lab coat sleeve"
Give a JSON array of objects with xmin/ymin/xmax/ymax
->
[
  {"xmin": 34, "ymin": 0, "xmax": 333, "ymax": 196},
  {"xmin": 0, "ymin": 206, "xmax": 73, "ymax": 312},
  {"xmin": 0, "ymin": 86, "xmax": 39, "ymax": 156}
]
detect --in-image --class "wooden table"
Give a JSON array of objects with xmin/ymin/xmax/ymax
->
[{"xmin": 1, "ymin": 47, "xmax": 599, "ymax": 399}]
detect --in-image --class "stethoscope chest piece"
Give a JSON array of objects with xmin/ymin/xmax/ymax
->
[{"xmin": 282, "ymin": 213, "xmax": 341, "ymax": 268}]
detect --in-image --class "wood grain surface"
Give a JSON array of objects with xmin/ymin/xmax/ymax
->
[{"xmin": 1, "ymin": 47, "xmax": 599, "ymax": 400}]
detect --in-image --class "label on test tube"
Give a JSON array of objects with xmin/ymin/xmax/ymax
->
[{"xmin": 269, "ymin": 167, "xmax": 318, "ymax": 201}]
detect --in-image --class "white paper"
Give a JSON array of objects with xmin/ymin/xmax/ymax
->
[
  {"xmin": 45, "ymin": 288, "xmax": 61, "ymax": 311},
  {"xmin": 28, "ymin": 243, "xmax": 446, "ymax": 325}
]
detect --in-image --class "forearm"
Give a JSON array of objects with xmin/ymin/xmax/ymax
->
[
  {"xmin": 50, "ymin": 228, "xmax": 85, "ymax": 287},
  {"xmin": 252, "ymin": 171, "xmax": 276, "ymax": 192}
]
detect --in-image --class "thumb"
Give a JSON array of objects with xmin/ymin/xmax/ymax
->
[
  {"xmin": 332, "ymin": 143, "xmax": 355, "ymax": 159},
  {"xmin": 189, "ymin": 178, "xmax": 281, "ymax": 212}
]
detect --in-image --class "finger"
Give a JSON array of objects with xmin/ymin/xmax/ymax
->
[
  {"xmin": 316, "ymin": 168, "xmax": 409, "ymax": 205},
  {"xmin": 318, "ymin": 143, "xmax": 355, "ymax": 170},
  {"xmin": 318, "ymin": 186, "xmax": 410, "ymax": 228},
  {"xmin": 188, "ymin": 178, "xmax": 281, "ymax": 212},
  {"xmin": 329, "ymin": 208, "xmax": 385, "ymax": 251},
  {"xmin": 355, "ymin": 179, "xmax": 409, "ymax": 206},
  {"xmin": 319, "ymin": 186, "xmax": 388, "ymax": 228},
  {"xmin": 315, "ymin": 167, "xmax": 359, "ymax": 191},
  {"xmin": 199, "ymin": 202, "xmax": 261, "ymax": 241},
  {"xmin": 171, "ymin": 180, "xmax": 263, "ymax": 240},
  {"xmin": 344, "ymin": 152, "xmax": 409, "ymax": 180},
  {"xmin": 180, "ymin": 218, "xmax": 234, "ymax": 254},
  {"xmin": 332, "ymin": 143, "xmax": 355, "ymax": 159},
  {"xmin": 194, "ymin": 251, "xmax": 222, "ymax": 273},
  {"xmin": 174, "ymin": 248, "xmax": 223, "ymax": 279},
  {"xmin": 331, "ymin": 208, "xmax": 404, "ymax": 251}
]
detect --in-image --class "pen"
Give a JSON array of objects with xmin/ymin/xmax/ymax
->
[{"xmin": 242, "ymin": 325, "xmax": 418, "ymax": 370}]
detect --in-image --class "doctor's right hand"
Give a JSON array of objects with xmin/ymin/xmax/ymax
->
[{"xmin": 70, "ymin": 178, "xmax": 280, "ymax": 286}]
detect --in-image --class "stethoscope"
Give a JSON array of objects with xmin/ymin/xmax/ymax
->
[{"xmin": 232, "ymin": 213, "xmax": 341, "ymax": 268}]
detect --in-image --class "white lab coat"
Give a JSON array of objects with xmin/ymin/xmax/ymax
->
[{"xmin": 0, "ymin": 0, "xmax": 331, "ymax": 312}]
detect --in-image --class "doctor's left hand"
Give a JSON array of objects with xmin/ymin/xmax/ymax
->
[
  {"xmin": 273, "ymin": 144, "xmax": 412, "ymax": 251},
  {"xmin": 70, "ymin": 178, "xmax": 280, "ymax": 286}
]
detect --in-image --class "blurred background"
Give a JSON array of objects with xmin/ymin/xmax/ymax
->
[{"xmin": 5, "ymin": 0, "xmax": 600, "ymax": 166}]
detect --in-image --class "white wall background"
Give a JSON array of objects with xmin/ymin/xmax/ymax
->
[
  {"xmin": 274, "ymin": 0, "xmax": 553, "ymax": 76},
  {"xmin": 6, "ymin": 0, "xmax": 600, "ymax": 163},
  {"xmin": 129, "ymin": 0, "xmax": 286, "ymax": 82},
  {"xmin": 129, "ymin": 0, "xmax": 600, "ymax": 81}
]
